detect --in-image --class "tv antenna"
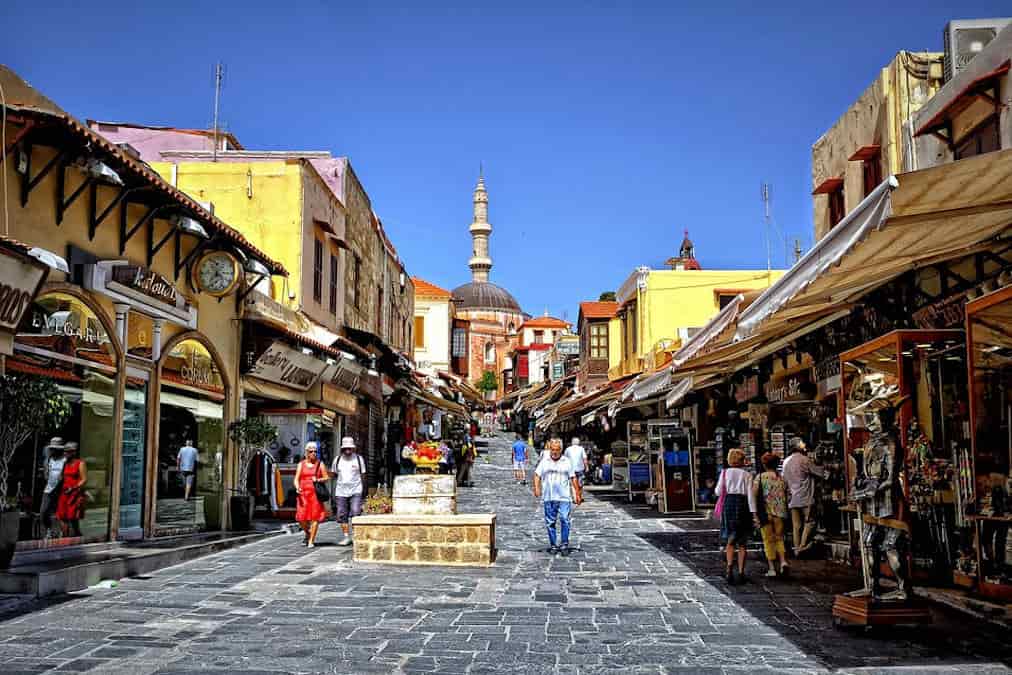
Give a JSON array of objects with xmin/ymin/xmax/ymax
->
[{"xmin": 212, "ymin": 63, "xmax": 224, "ymax": 162}]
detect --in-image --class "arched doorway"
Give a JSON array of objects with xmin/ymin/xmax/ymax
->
[
  {"xmin": 155, "ymin": 335, "xmax": 228, "ymax": 533},
  {"xmin": 9, "ymin": 290, "xmax": 122, "ymax": 546}
]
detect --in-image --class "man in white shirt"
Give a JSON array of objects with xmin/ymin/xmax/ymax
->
[
  {"xmin": 40, "ymin": 437, "xmax": 66, "ymax": 534},
  {"xmin": 781, "ymin": 438, "xmax": 826, "ymax": 555},
  {"xmin": 331, "ymin": 436, "xmax": 367, "ymax": 546},
  {"xmin": 177, "ymin": 439, "xmax": 199, "ymax": 501},
  {"xmin": 565, "ymin": 437, "xmax": 587, "ymax": 486},
  {"xmin": 534, "ymin": 438, "xmax": 583, "ymax": 556}
]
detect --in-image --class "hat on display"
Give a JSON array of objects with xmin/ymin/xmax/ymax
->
[
  {"xmin": 341, "ymin": 436, "xmax": 356, "ymax": 449},
  {"xmin": 45, "ymin": 437, "xmax": 65, "ymax": 450}
]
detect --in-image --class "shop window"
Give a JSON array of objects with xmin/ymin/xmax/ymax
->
[
  {"xmin": 313, "ymin": 238, "xmax": 323, "ymax": 304},
  {"xmin": 157, "ymin": 339, "xmax": 225, "ymax": 533},
  {"xmin": 120, "ymin": 376, "xmax": 147, "ymax": 534},
  {"xmin": 329, "ymin": 253, "xmax": 338, "ymax": 314},
  {"xmin": 452, "ymin": 328, "xmax": 467, "ymax": 358},
  {"xmin": 414, "ymin": 316, "xmax": 425, "ymax": 349},
  {"xmin": 955, "ymin": 115, "xmax": 1001, "ymax": 161},
  {"xmin": 828, "ymin": 186, "xmax": 845, "ymax": 230},
  {"xmin": 9, "ymin": 292, "xmax": 118, "ymax": 547},
  {"xmin": 590, "ymin": 323, "xmax": 608, "ymax": 359}
]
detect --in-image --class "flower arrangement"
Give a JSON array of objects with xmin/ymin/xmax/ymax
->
[{"xmin": 364, "ymin": 492, "xmax": 393, "ymax": 514}]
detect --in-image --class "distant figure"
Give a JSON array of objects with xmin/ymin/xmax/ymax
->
[
  {"xmin": 177, "ymin": 439, "xmax": 199, "ymax": 501},
  {"xmin": 698, "ymin": 478, "xmax": 716, "ymax": 505},
  {"xmin": 565, "ymin": 437, "xmax": 587, "ymax": 486},
  {"xmin": 781, "ymin": 438, "xmax": 826, "ymax": 555},
  {"xmin": 512, "ymin": 433, "xmax": 528, "ymax": 485},
  {"xmin": 40, "ymin": 437, "xmax": 67, "ymax": 536}
]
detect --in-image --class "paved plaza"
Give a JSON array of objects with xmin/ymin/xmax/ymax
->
[{"xmin": 1, "ymin": 436, "xmax": 1011, "ymax": 674}]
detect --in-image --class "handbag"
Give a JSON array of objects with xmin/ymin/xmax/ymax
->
[
  {"xmin": 713, "ymin": 469, "xmax": 727, "ymax": 521},
  {"xmin": 313, "ymin": 462, "xmax": 331, "ymax": 503}
]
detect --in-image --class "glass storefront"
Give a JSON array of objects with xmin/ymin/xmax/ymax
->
[
  {"xmin": 10, "ymin": 292, "xmax": 117, "ymax": 547},
  {"xmin": 157, "ymin": 339, "xmax": 225, "ymax": 532},
  {"xmin": 119, "ymin": 375, "xmax": 148, "ymax": 536}
]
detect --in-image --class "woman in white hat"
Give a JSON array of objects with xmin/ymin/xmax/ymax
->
[{"xmin": 331, "ymin": 436, "xmax": 367, "ymax": 546}]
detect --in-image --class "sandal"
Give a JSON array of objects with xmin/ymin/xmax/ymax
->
[{"xmin": 725, "ymin": 564, "xmax": 736, "ymax": 585}]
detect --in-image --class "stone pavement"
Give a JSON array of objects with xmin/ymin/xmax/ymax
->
[{"xmin": 0, "ymin": 436, "xmax": 1010, "ymax": 674}]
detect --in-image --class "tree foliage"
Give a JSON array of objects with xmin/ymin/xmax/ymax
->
[
  {"xmin": 598, "ymin": 291, "xmax": 616, "ymax": 301},
  {"xmin": 476, "ymin": 370, "xmax": 498, "ymax": 393},
  {"xmin": 228, "ymin": 416, "xmax": 278, "ymax": 496},
  {"xmin": 0, "ymin": 374, "xmax": 71, "ymax": 509}
]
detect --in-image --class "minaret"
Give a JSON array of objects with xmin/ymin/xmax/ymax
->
[{"xmin": 468, "ymin": 171, "xmax": 492, "ymax": 282}]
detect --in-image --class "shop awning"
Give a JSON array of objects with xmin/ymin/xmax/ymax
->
[
  {"xmin": 622, "ymin": 367, "xmax": 672, "ymax": 402},
  {"xmin": 411, "ymin": 388, "xmax": 468, "ymax": 416},
  {"xmin": 736, "ymin": 148, "xmax": 1012, "ymax": 343},
  {"xmin": 664, "ymin": 377, "xmax": 693, "ymax": 409},
  {"xmin": 915, "ymin": 54, "xmax": 1011, "ymax": 139}
]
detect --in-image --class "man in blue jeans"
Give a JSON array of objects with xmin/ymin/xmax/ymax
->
[{"xmin": 533, "ymin": 438, "xmax": 583, "ymax": 556}]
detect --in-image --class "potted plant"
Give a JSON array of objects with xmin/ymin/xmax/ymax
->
[
  {"xmin": 227, "ymin": 416, "xmax": 278, "ymax": 531},
  {"xmin": 0, "ymin": 374, "xmax": 70, "ymax": 568}
]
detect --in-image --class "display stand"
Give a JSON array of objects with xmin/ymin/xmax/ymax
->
[
  {"xmin": 611, "ymin": 441, "xmax": 629, "ymax": 492},
  {"xmin": 646, "ymin": 420, "xmax": 694, "ymax": 513},
  {"xmin": 627, "ymin": 422, "xmax": 649, "ymax": 501},
  {"xmin": 831, "ymin": 595, "xmax": 932, "ymax": 627}
]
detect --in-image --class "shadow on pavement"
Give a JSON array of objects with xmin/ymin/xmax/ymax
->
[{"xmin": 638, "ymin": 528, "xmax": 1012, "ymax": 671}]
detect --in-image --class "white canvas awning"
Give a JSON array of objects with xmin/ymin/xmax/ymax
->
[
  {"xmin": 673, "ymin": 295, "xmax": 743, "ymax": 367},
  {"xmin": 736, "ymin": 149, "xmax": 1012, "ymax": 342},
  {"xmin": 664, "ymin": 377, "xmax": 693, "ymax": 409},
  {"xmin": 625, "ymin": 368, "xmax": 672, "ymax": 402}
]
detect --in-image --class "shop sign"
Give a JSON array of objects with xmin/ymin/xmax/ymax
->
[
  {"xmin": 248, "ymin": 341, "xmax": 328, "ymax": 391},
  {"xmin": 111, "ymin": 265, "xmax": 178, "ymax": 305},
  {"xmin": 765, "ymin": 370, "xmax": 812, "ymax": 404},
  {"xmin": 86, "ymin": 260, "xmax": 196, "ymax": 328},
  {"xmin": 243, "ymin": 289, "xmax": 311, "ymax": 333},
  {"xmin": 815, "ymin": 357, "xmax": 842, "ymax": 398},
  {"xmin": 552, "ymin": 362, "xmax": 564, "ymax": 379},
  {"xmin": 556, "ymin": 340, "xmax": 580, "ymax": 356},
  {"xmin": 734, "ymin": 375, "xmax": 759, "ymax": 403},
  {"xmin": 321, "ymin": 383, "xmax": 357, "ymax": 415},
  {"xmin": 912, "ymin": 294, "xmax": 966, "ymax": 330},
  {"xmin": 324, "ymin": 358, "xmax": 363, "ymax": 393},
  {"xmin": 0, "ymin": 247, "xmax": 48, "ymax": 333}
]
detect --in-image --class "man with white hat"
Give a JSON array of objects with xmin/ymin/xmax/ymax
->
[
  {"xmin": 39, "ymin": 437, "xmax": 66, "ymax": 536},
  {"xmin": 331, "ymin": 436, "xmax": 367, "ymax": 546}
]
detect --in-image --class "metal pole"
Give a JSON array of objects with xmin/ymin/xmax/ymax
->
[{"xmin": 212, "ymin": 63, "xmax": 223, "ymax": 162}]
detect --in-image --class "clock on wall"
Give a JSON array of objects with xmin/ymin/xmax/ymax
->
[{"xmin": 192, "ymin": 250, "xmax": 241, "ymax": 297}]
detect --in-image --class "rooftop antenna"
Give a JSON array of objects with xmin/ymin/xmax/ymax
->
[
  {"xmin": 212, "ymin": 62, "xmax": 224, "ymax": 162},
  {"xmin": 761, "ymin": 183, "xmax": 772, "ymax": 280},
  {"xmin": 794, "ymin": 238, "xmax": 803, "ymax": 263}
]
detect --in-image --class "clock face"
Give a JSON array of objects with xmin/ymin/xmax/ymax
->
[{"xmin": 195, "ymin": 252, "xmax": 238, "ymax": 296}]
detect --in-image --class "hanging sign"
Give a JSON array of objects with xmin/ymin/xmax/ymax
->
[
  {"xmin": 86, "ymin": 260, "xmax": 196, "ymax": 328},
  {"xmin": 111, "ymin": 265, "xmax": 178, "ymax": 305},
  {"xmin": 247, "ymin": 341, "xmax": 328, "ymax": 391},
  {"xmin": 815, "ymin": 357, "xmax": 842, "ymax": 398},
  {"xmin": 0, "ymin": 247, "xmax": 48, "ymax": 333},
  {"xmin": 765, "ymin": 370, "xmax": 812, "ymax": 404},
  {"xmin": 912, "ymin": 294, "xmax": 966, "ymax": 330},
  {"xmin": 734, "ymin": 375, "xmax": 759, "ymax": 403}
]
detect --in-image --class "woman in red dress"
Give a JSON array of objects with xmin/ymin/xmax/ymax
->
[
  {"xmin": 57, "ymin": 442, "xmax": 87, "ymax": 537},
  {"xmin": 294, "ymin": 442, "xmax": 329, "ymax": 547}
]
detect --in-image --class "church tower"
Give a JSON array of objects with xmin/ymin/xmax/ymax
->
[{"xmin": 468, "ymin": 172, "xmax": 492, "ymax": 282}]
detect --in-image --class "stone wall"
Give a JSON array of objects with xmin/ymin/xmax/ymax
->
[{"xmin": 353, "ymin": 514, "xmax": 496, "ymax": 566}]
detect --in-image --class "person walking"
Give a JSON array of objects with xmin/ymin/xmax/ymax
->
[
  {"xmin": 716, "ymin": 447, "xmax": 754, "ymax": 585},
  {"xmin": 565, "ymin": 437, "xmax": 587, "ymax": 486},
  {"xmin": 331, "ymin": 437, "xmax": 366, "ymax": 547},
  {"xmin": 752, "ymin": 452, "xmax": 789, "ymax": 577},
  {"xmin": 294, "ymin": 441, "xmax": 329, "ymax": 548},
  {"xmin": 512, "ymin": 433, "xmax": 529, "ymax": 485},
  {"xmin": 56, "ymin": 442, "xmax": 87, "ymax": 538},
  {"xmin": 457, "ymin": 436, "xmax": 477, "ymax": 487},
  {"xmin": 39, "ymin": 438, "xmax": 66, "ymax": 537},
  {"xmin": 533, "ymin": 438, "xmax": 583, "ymax": 556},
  {"xmin": 177, "ymin": 439, "xmax": 199, "ymax": 501},
  {"xmin": 781, "ymin": 437, "xmax": 826, "ymax": 555}
]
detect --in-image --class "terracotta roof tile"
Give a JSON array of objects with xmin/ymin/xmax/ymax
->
[
  {"xmin": 521, "ymin": 316, "xmax": 570, "ymax": 329},
  {"xmin": 579, "ymin": 301, "xmax": 619, "ymax": 319},
  {"xmin": 412, "ymin": 277, "xmax": 452, "ymax": 298}
]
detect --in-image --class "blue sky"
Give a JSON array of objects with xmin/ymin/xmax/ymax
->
[{"xmin": 7, "ymin": 1, "xmax": 1010, "ymax": 322}]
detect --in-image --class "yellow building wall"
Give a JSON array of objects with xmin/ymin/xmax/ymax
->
[
  {"xmin": 608, "ymin": 317, "xmax": 622, "ymax": 372},
  {"xmin": 612, "ymin": 269, "xmax": 784, "ymax": 379},
  {"xmin": 149, "ymin": 161, "xmax": 304, "ymax": 307}
]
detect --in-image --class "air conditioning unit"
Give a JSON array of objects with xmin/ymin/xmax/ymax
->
[{"xmin": 943, "ymin": 18, "xmax": 1012, "ymax": 82}]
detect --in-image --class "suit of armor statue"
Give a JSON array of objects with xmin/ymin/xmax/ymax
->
[{"xmin": 850, "ymin": 406, "xmax": 909, "ymax": 601}]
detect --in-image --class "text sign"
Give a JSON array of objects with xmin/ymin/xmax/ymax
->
[
  {"xmin": 248, "ymin": 341, "xmax": 328, "ymax": 391},
  {"xmin": 111, "ymin": 265, "xmax": 178, "ymax": 305},
  {"xmin": 0, "ymin": 248, "xmax": 47, "ymax": 332}
]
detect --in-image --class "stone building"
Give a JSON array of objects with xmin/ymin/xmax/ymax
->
[
  {"xmin": 450, "ymin": 175, "xmax": 525, "ymax": 397},
  {"xmin": 811, "ymin": 51, "xmax": 944, "ymax": 240}
]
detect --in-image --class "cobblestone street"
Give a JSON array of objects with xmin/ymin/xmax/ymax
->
[{"xmin": 1, "ymin": 436, "xmax": 1011, "ymax": 674}]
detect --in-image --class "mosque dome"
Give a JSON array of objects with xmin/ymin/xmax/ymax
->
[{"xmin": 452, "ymin": 281, "xmax": 522, "ymax": 313}]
